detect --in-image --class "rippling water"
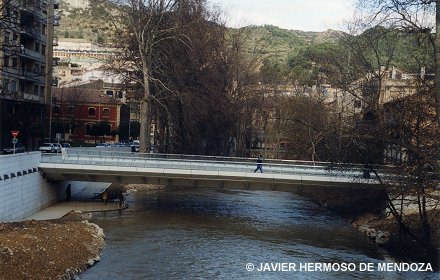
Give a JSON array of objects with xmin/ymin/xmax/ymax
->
[{"xmin": 79, "ymin": 188, "xmax": 439, "ymax": 279}]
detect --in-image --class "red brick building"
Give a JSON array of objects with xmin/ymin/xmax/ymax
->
[{"xmin": 50, "ymin": 88, "xmax": 129, "ymax": 144}]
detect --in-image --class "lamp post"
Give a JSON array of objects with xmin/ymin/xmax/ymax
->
[
  {"xmin": 128, "ymin": 102, "xmax": 131, "ymax": 141},
  {"xmin": 48, "ymin": 94, "xmax": 53, "ymax": 142}
]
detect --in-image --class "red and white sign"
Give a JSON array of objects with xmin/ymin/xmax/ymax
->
[{"xmin": 11, "ymin": 130, "xmax": 19, "ymax": 138}]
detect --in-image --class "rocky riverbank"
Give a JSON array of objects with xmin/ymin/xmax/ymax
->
[
  {"xmin": 0, "ymin": 218, "xmax": 105, "ymax": 280},
  {"xmin": 352, "ymin": 210, "xmax": 440, "ymax": 268},
  {"xmin": 123, "ymin": 183, "xmax": 165, "ymax": 193}
]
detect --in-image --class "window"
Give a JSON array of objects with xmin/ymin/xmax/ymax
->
[
  {"xmin": 34, "ymin": 43, "xmax": 40, "ymax": 52},
  {"xmin": 40, "ymin": 86, "xmax": 45, "ymax": 97},
  {"xmin": 3, "ymin": 79, "xmax": 10, "ymax": 91},
  {"xmin": 85, "ymin": 123, "xmax": 95, "ymax": 136},
  {"xmin": 10, "ymin": 80, "xmax": 17, "ymax": 93},
  {"xmin": 354, "ymin": 100, "xmax": 362, "ymax": 108},
  {"xmin": 53, "ymin": 106, "xmax": 60, "ymax": 115},
  {"xmin": 4, "ymin": 56, "xmax": 9, "ymax": 67},
  {"xmin": 88, "ymin": 107, "xmax": 96, "ymax": 116},
  {"xmin": 12, "ymin": 57, "xmax": 18, "ymax": 68},
  {"xmin": 116, "ymin": 91, "xmax": 123, "ymax": 98},
  {"xmin": 12, "ymin": 11, "xmax": 18, "ymax": 23},
  {"xmin": 67, "ymin": 106, "xmax": 74, "ymax": 115},
  {"xmin": 4, "ymin": 31, "xmax": 10, "ymax": 43},
  {"xmin": 64, "ymin": 122, "xmax": 72, "ymax": 134},
  {"xmin": 42, "ymin": 24, "xmax": 47, "ymax": 35},
  {"xmin": 105, "ymin": 90, "xmax": 113, "ymax": 97},
  {"xmin": 102, "ymin": 108, "xmax": 110, "ymax": 117},
  {"xmin": 41, "ymin": 44, "xmax": 46, "ymax": 55},
  {"xmin": 33, "ymin": 85, "xmax": 38, "ymax": 95}
]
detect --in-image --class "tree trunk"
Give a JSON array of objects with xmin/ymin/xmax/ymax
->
[
  {"xmin": 435, "ymin": 0, "xmax": 440, "ymax": 126},
  {"xmin": 139, "ymin": 98, "xmax": 151, "ymax": 153},
  {"xmin": 139, "ymin": 60, "xmax": 151, "ymax": 153}
]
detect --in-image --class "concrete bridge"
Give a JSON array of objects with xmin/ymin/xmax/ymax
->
[
  {"xmin": 38, "ymin": 149, "xmax": 382, "ymax": 193},
  {"xmin": 38, "ymin": 149, "xmax": 388, "ymax": 214}
]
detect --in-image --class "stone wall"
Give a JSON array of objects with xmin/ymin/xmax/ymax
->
[{"xmin": 0, "ymin": 152, "xmax": 63, "ymax": 221}]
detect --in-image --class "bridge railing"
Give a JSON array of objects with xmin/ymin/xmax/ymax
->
[
  {"xmin": 64, "ymin": 148, "xmax": 373, "ymax": 168},
  {"xmin": 39, "ymin": 149, "xmax": 379, "ymax": 179}
]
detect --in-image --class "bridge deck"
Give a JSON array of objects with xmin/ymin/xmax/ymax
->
[{"xmin": 38, "ymin": 149, "xmax": 381, "ymax": 191}]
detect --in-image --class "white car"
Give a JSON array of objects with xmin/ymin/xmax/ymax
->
[
  {"xmin": 96, "ymin": 143, "xmax": 110, "ymax": 148},
  {"xmin": 39, "ymin": 143, "xmax": 62, "ymax": 153}
]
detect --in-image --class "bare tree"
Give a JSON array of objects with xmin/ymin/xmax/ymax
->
[
  {"xmin": 91, "ymin": 0, "xmax": 211, "ymax": 152},
  {"xmin": 334, "ymin": 1, "xmax": 440, "ymax": 253},
  {"xmin": 353, "ymin": 0, "xmax": 440, "ymax": 125},
  {"xmin": 226, "ymin": 27, "xmax": 264, "ymax": 156}
]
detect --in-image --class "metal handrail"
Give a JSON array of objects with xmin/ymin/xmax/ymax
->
[{"xmin": 62, "ymin": 148, "xmax": 370, "ymax": 168}]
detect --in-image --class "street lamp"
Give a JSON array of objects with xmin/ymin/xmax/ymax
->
[
  {"xmin": 48, "ymin": 94, "xmax": 53, "ymax": 142},
  {"xmin": 128, "ymin": 102, "xmax": 131, "ymax": 141}
]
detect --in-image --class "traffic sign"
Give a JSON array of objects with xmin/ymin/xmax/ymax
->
[
  {"xmin": 11, "ymin": 130, "xmax": 19, "ymax": 138},
  {"xmin": 12, "ymin": 138, "xmax": 18, "ymax": 144}
]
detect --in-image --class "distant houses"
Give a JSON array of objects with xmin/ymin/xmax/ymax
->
[{"xmin": 247, "ymin": 66, "xmax": 431, "ymax": 160}]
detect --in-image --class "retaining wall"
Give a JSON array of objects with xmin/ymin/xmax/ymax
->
[
  {"xmin": 0, "ymin": 152, "xmax": 61, "ymax": 220},
  {"xmin": 0, "ymin": 152, "xmax": 111, "ymax": 221}
]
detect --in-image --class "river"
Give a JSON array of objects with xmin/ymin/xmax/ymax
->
[{"xmin": 79, "ymin": 188, "xmax": 438, "ymax": 279}]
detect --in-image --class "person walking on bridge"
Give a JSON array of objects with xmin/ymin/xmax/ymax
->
[{"xmin": 254, "ymin": 155, "xmax": 263, "ymax": 173}]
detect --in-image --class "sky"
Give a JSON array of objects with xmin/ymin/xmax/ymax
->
[{"xmin": 211, "ymin": 0, "xmax": 355, "ymax": 32}]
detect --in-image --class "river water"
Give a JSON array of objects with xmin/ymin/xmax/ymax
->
[{"xmin": 79, "ymin": 188, "xmax": 438, "ymax": 279}]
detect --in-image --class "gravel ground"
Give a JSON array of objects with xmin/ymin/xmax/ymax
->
[{"xmin": 0, "ymin": 218, "xmax": 105, "ymax": 280}]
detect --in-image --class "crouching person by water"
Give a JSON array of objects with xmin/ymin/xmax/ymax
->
[{"xmin": 118, "ymin": 192, "xmax": 126, "ymax": 209}]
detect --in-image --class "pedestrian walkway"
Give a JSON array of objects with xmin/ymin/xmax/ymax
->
[{"xmin": 27, "ymin": 201, "xmax": 121, "ymax": 220}]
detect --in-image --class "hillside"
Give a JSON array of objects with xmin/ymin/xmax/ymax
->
[
  {"xmin": 237, "ymin": 25, "xmax": 343, "ymax": 63},
  {"xmin": 55, "ymin": 0, "xmax": 114, "ymax": 44},
  {"xmin": 55, "ymin": 1, "xmax": 343, "ymax": 56}
]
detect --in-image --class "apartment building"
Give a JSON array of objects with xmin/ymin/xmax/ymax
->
[{"xmin": 0, "ymin": 0, "xmax": 59, "ymax": 151}]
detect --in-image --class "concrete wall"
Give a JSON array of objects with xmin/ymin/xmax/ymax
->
[{"xmin": 0, "ymin": 152, "xmax": 63, "ymax": 221}]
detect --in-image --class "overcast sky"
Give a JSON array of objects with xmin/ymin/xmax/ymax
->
[{"xmin": 211, "ymin": 0, "xmax": 355, "ymax": 32}]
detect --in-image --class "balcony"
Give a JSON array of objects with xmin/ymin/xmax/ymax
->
[
  {"xmin": 19, "ymin": 68, "xmax": 45, "ymax": 83},
  {"xmin": 19, "ymin": 48, "xmax": 44, "ymax": 62},
  {"xmin": 20, "ymin": 26, "xmax": 41, "ymax": 39},
  {"xmin": 20, "ymin": 0, "xmax": 41, "ymax": 12}
]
